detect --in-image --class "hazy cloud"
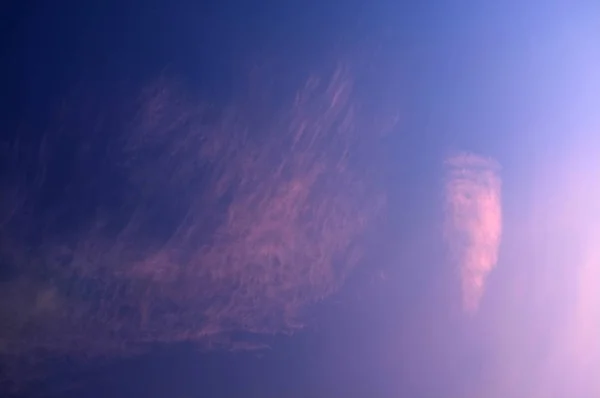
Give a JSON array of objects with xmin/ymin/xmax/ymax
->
[{"xmin": 444, "ymin": 152, "xmax": 502, "ymax": 313}]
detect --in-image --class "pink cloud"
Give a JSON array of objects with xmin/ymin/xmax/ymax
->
[{"xmin": 444, "ymin": 152, "xmax": 502, "ymax": 313}]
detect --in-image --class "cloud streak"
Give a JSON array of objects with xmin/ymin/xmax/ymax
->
[
  {"xmin": 0, "ymin": 65, "xmax": 395, "ymax": 361},
  {"xmin": 444, "ymin": 152, "xmax": 502, "ymax": 313}
]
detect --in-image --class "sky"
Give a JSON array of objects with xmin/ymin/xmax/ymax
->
[{"xmin": 1, "ymin": 1, "xmax": 599, "ymax": 397}]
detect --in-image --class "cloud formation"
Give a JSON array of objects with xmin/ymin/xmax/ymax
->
[
  {"xmin": 0, "ymin": 66, "xmax": 395, "ymax": 361},
  {"xmin": 444, "ymin": 152, "xmax": 502, "ymax": 313}
]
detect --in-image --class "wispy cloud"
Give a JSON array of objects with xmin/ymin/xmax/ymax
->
[
  {"xmin": 444, "ymin": 152, "xmax": 502, "ymax": 313},
  {"xmin": 0, "ymin": 65, "xmax": 395, "ymax": 359}
]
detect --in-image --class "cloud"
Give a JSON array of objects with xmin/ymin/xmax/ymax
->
[
  {"xmin": 444, "ymin": 152, "xmax": 502, "ymax": 313},
  {"xmin": 0, "ymin": 65, "xmax": 394, "ymax": 359}
]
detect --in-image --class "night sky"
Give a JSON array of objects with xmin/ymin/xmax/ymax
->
[{"xmin": 1, "ymin": 1, "xmax": 599, "ymax": 397}]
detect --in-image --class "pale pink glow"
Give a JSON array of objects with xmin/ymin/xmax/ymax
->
[
  {"xmin": 569, "ymin": 243, "xmax": 600, "ymax": 395},
  {"xmin": 559, "ymin": 153, "xmax": 600, "ymax": 396},
  {"xmin": 476, "ymin": 145, "xmax": 600, "ymax": 398},
  {"xmin": 444, "ymin": 152, "xmax": 502, "ymax": 313}
]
